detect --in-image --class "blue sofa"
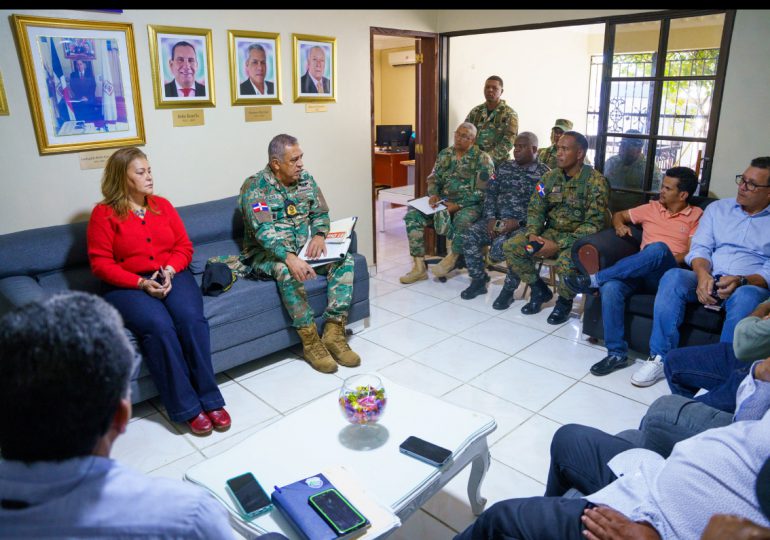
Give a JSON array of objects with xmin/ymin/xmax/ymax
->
[{"xmin": 0, "ymin": 195, "xmax": 370, "ymax": 404}]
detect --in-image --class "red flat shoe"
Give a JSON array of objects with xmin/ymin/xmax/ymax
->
[
  {"xmin": 206, "ymin": 408, "xmax": 231, "ymax": 431},
  {"xmin": 187, "ymin": 412, "xmax": 213, "ymax": 436}
]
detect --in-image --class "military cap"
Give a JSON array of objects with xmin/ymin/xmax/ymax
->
[{"xmin": 553, "ymin": 119, "xmax": 573, "ymax": 132}]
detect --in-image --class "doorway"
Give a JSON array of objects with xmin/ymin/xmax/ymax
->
[{"xmin": 370, "ymin": 27, "xmax": 438, "ymax": 269}]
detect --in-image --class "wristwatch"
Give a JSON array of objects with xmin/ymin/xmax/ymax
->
[
  {"xmin": 738, "ymin": 275, "xmax": 748, "ymax": 287},
  {"xmin": 314, "ymin": 231, "xmax": 327, "ymax": 239}
]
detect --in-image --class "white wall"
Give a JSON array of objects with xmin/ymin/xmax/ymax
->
[
  {"xmin": 448, "ymin": 25, "xmax": 603, "ymax": 153},
  {"xmin": 0, "ymin": 9, "xmax": 439, "ymax": 264}
]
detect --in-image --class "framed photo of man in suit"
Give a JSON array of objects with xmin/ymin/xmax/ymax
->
[
  {"xmin": 228, "ymin": 30, "xmax": 281, "ymax": 106},
  {"xmin": 293, "ymin": 34, "xmax": 336, "ymax": 103},
  {"xmin": 147, "ymin": 25, "xmax": 214, "ymax": 109}
]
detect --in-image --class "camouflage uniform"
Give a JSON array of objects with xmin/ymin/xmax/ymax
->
[
  {"xmin": 238, "ymin": 166, "xmax": 353, "ymax": 328},
  {"xmin": 404, "ymin": 145, "xmax": 494, "ymax": 256},
  {"xmin": 503, "ymin": 165, "xmax": 609, "ymax": 300},
  {"xmin": 462, "ymin": 158, "xmax": 550, "ymax": 289},
  {"xmin": 538, "ymin": 145, "xmax": 592, "ymax": 170},
  {"xmin": 604, "ymin": 153, "xmax": 663, "ymax": 211},
  {"xmin": 465, "ymin": 100, "xmax": 519, "ymax": 166}
]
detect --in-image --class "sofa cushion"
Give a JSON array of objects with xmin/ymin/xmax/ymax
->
[
  {"xmin": 37, "ymin": 267, "xmax": 103, "ymax": 295},
  {"xmin": 189, "ymin": 239, "xmax": 243, "ymax": 274},
  {"xmin": 177, "ymin": 196, "xmax": 243, "ymax": 244}
]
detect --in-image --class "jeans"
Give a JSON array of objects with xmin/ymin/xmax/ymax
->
[
  {"xmin": 598, "ymin": 242, "xmax": 678, "ymax": 356},
  {"xmin": 664, "ymin": 342, "xmax": 749, "ymax": 413},
  {"xmin": 103, "ymin": 270, "xmax": 225, "ymax": 422},
  {"xmin": 649, "ymin": 268, "xmax": 770, "ymax": 358},
  {"xmin": 454, "ymin": 424, "xmax": 633, "ymax": 540}
]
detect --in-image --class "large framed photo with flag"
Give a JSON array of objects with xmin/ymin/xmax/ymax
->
[{"xmin": 11, "ymin": 14, "xmax": 145, "ymax": 155}]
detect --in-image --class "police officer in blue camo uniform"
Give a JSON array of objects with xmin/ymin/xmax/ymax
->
[{"xmin": 460, "ymin": 132, "xmax": 550, "ymax": 309}]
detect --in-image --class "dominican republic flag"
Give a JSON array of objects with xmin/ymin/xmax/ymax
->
[
  {"xmin": 49, "ymin": 38, "xmax": 75, "ymax": 124},
  {"xmin": 252, "ymin": 202, "xmax": 269, "ymax": 213},
  {"xmin": 536, "ymin": 182, "xmax": 546, "ymax": 197}
]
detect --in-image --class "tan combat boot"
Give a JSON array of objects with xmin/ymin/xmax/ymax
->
[
  {"xmin": 399, "ymin": 256, "xmax": 428, "ymax": 284},
  {"xmin": 431, "ymin": 251, "xmax": 459, "ymax": 278},
  {"xmin": 296, "ymin": 322, "xmax": 337, "ymax": 373},
  {"xmin": 322, "ymin": 319, "xmax": 361, "ymax": 367}
]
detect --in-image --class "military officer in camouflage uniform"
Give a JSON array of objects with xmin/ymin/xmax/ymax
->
[
  {"xmin": 503, "ymin": 131, "xmax": 609, "ymax": 324},
  {"xmin": 400, "ymin": 122, "xmax": 495, "ymax": 284},
  {"xmin": 464, "ymin": 76, "xmax": 519, "ymax": 167},
  {"xmin": 460, "ymin": 132, "xmax": 550, "ymax": 309},
  {"xmin": 238, "ymin": 134, "xmax": 358, "ymax": 374},
  {"xmin": 604, "ymin": 129, "xmax": 664, "ymax": 211},
  {"xmin": 537, "ymin": 118, "xmax": 573, "ymax": 169}
]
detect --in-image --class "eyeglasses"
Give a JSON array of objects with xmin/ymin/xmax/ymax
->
[
  {"xmin": 454, "ymin": 132, "xmax": 474, "ymax": 141},
  {"xmin": 735, "ymin": 175, "xmax": 770, "ymax": 192}
]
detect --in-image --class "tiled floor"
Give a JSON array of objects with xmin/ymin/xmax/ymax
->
[{"xmin": 114, "ymin": 203, "xmax": 669, "ymax": 539}]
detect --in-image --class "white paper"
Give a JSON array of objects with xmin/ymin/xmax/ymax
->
[
  {"xmin": 299, "ymin": 237, "xmax": 352, "ymax": 267},
  {"xmin": 326, "ymin": 216, "xmax": 358, "ymax": 244},
  {"xmin": 408, "ymin": 196, "xmax": 446, "ymax": 215}
]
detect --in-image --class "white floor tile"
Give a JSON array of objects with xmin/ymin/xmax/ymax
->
[
  {"xmin": 409, "ymin": 302, "xmax": 492, "ymax": 335},
  {"xmin": 441, "ymin": 384, "xmax": 534, "ymax": 445},
  {"xmin": 238, "ymin": 360, "xmax": 341, "ymax": 413},
  {"xmin": 408, "ymin": 273, "xmax": 473, "ymax": 301},
  {"xmin": 377, "ymin": 358, "xmax": 463, "ymax": 398},
  {"xmin": 129, "ymin": 400, "xmax": 157, "ymax": 422},
  {"xmin": 361, "ymin": 318, "xmax": 450, "ymax": 357},
  {"xmin": 357, "ymin": 305, "xmax": 404, "ymax": 335},
  {"xmin": 514, "ymin": 335, "xmax": 606, "ymax": 380},
  {"xmin": 496, "ymin": 303, "xmax": 568, "ymax": 334},
  {"xmin": 202, "ymin": 416, "xmax": 284, "ymax": 458},
  {"xmin": 369, "ymin": 277, "xmax": 403, "ymax": 298},
  {"xmin": 492, "ymin": 414, "xmax": 562, "ymax": 484},
  {"xmin": 459, "ymin": 318, "xmax": 548, "ymax": 356},
  {"xmin": 338, "ymin": 335, "xmax": 405, "ymax": 376},
  {"xmin": 450, "ymin": 281, "xmax": 509, "ymax": 316},
  {"xmin": 390, "ymin": 508, "xmax": 458, "ymax": 539},
  {"xmin": 374, "ymin": 262, "xmax": 417, "ymax": 286},
  {"xmin": 112, "ymin": 412, "xmax": 198, "ymax": 473},
  {"xmin": 581, "ymin": 360, "xmax": 672, "ymax": 406},
  {"xmin": 539, "ymin": 382, "xmax": 649, "ymax": 435},
  {"xmin": 411, "ymin": 336, "xmax": 507, "ymax": 383},
  {"xmin": 371, "ymin": 288, "xmax": 445, "ymax": 317},
  {"xmin": 470, "ymin": 357, "xmax": 576, "ymax": 412},
  {"xmin": 147, "ymin": 452, "xmax": 206, "ymax": 480},
  {"xmin": 225, "ymin": 349, "xmax": 300, "ymax": 382},
  {"xmin": 422, "ymin": 458, "xmax": 544, "ymax": 534}
]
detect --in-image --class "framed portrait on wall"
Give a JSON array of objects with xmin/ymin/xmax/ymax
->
[
  {"xmin": 0, "ymin": 71, "xmax": 9, "ymax": 116},
  {"xmin": 228, "ymin": 30, "xmax": 281, "ymax": 106},
  {"xmin": 292, "ymin": 34, "xmax": 336, "ymax": 103},
  {"xmin": 11, "ymin": 14, "xmax": 145, "ymax": 155},
  {"xmin": 147, "ymin": 25, "xmax": 215, "ymax": 109}
]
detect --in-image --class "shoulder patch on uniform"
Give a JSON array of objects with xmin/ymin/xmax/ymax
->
[
  {"xmin": 251, "ymin": 201, "xmax": 272, "ymax": 223},
  {"xmin": 536, "ymin": 182, "xmax": 546, "ymax": 197}
]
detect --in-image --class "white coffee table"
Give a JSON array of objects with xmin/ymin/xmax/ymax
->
[
  {"xmin": 377, "ymin": 185, "xmax": 414, "ymax": 232},
  {"xmin": 185, "ymin": 376, "xmax": 496, "ymax": 538}
]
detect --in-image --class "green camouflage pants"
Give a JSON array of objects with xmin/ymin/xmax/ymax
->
[
  {"xmin": 502, "ymin": 229, "xmax": 578, "ymax": 300},
  {"xmin": 255, "ymin": 253, "xmax": 354, "ymax": 328},
  {"xmin": 403, "ymin": 205, "xmax": 482, "ymax": 256}
]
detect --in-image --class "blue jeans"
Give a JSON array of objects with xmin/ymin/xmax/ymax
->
[
  {"xmin": 103, "ymin": 270, "xmax": 225, "ymax": 422},
  {"xmin": 664, "ymin": 342, "xmax": 749, "ymax": 413},
  {"xmin": 649, "ymin": 268, "xmax": 770, "ymax": 358},
  {"xmin": 598, "ymin": 242, "xmax": 678, "ymax": 356}
]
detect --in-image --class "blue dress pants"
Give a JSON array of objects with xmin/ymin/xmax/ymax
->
[
  {"xmin": 649, "ymin": 268, "xmax": 770, "ymax": 358},
  {"xmin": 103, "ymin": 270, "xmax": 225, "ymax": 422},
  {"xmin": 454, "ymin": 425, "xmax": 633, "ymax": 540},
  {"xmin": 597, "ymin": 242, "xmax": 678, "ymax": 357},
  {"xmin": 664, "ymin": 342, "xmax": 749, "ymax": 414}
]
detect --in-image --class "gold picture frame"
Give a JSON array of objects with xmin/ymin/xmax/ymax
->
[
  {"xmin": 11, "ymin": 14, "xmax": 145, "ymax": 155},
  {"xmin": 228, "ymin": 30, "xmax": 281, "ymax": 106},
  {"xmin": 292, "ymin": 34, "xmax": 336, "ymax": 103},
  {"xmin": 0, "ymin": 71, "xmax": 9, "ymax": 116},
  {"xmin": 148, "ymin": 25, "xmax": 215, "ymax": 109}
]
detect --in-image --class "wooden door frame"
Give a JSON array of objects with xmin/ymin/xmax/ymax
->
[{"xmin": 370, "ymin": 27, "xmax": 439, "ymax": 265}]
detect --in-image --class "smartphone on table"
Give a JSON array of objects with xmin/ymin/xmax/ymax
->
[
  {"xmin": 399, "ymin": 436, "xmax": 452, "ymax": 467},
  {"xmin": 308, "ymin": 488, "xmax": 370, "ymax": 536},
  {"xmin": 225, "ymin": 472, "xmax": 273, "ymax": 520}
]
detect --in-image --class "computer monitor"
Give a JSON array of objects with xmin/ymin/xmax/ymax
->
[{"xmin": 376, "ymin": 125, "xmax": 412, "ymax": 149}]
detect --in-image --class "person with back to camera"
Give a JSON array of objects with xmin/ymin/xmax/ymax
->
[{"xmin": 86, "ymin": 147, "xmax": 231, "ymax": 436}]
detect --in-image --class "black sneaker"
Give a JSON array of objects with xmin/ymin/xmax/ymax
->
[
  {"xmin": 546, "ymin": 297, "xmax": 573, "ymax": 325},
  {"xmin": 564, "ymin": 273, "xmax": 597, "ymax": 295},
  {"xmin": 461, "ymin": 277, "xmax": 488, "ymax": 300},
  {"xmin": 590, "ymin": 354, "xmax": 632, "ymax": 376}
]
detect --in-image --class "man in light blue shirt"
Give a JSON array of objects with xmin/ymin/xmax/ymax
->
[
  {"xmin": 0, "ymin": 293, "xmax": 285, "ymax": 539},
  {"xmin": 631, "ymin": 156, "xmax": 770, "ymax": 387}
]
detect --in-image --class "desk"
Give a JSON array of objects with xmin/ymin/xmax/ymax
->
[
  {"xmin": 374, "ymin": 151, "xmax": 409, "ymax": 187},
  {"xmin": 400, "ymin": 159, "xmax": 415, "ymax": 186},
  {"xmin": 377, "ymin": 185, "xmax": 414, "ymax": 232},
  {"xmin": 185, "ymin": 376, "xmax": 495, "ymax": 539}
]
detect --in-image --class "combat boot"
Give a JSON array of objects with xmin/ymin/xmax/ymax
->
[
  {"xmin": 296, "ymin": 322, "xmax": 337, "ymax": 373},
  {"xmin": 322, "ymin": 319, "xmax": 361, "ymax": 367},
  {"xmin": 461, "ymin": 276, "xmax": 488, "ymax": 300},
  {"xmin": 399, "ymin": 257, "xmax": 428, "ymax": 284},
  {"xmin": 431, "ymin": 252, "xmax": 459, "ymax": 278},
  {"xmin": 520, "ymin": 278, "xmax": 554, "ymax": 315}
]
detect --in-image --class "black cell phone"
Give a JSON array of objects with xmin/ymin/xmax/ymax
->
[
  {"xmin": 399, "ymin": 436, "xmax": 452, "ymax": 467},
  {"xmin": 706, "ymin": 273, "xmax": 724, "ymax": 311},
  {"xmin": 225, "ymin": 472, "xmax": 273, "ymax": 520},
  {"xmin": 308, "ymin": 488, "xmax": 369, "ymax": 536}
]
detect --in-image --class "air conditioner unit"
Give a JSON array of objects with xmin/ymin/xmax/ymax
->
[{"xmin": 388, "ymin": 50, "xmax": 416, "ymax": 66}]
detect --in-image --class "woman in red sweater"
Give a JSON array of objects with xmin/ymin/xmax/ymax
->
[{"xmin": 87, "ymin": 147, "xmax": 230, "ymax": 436}]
